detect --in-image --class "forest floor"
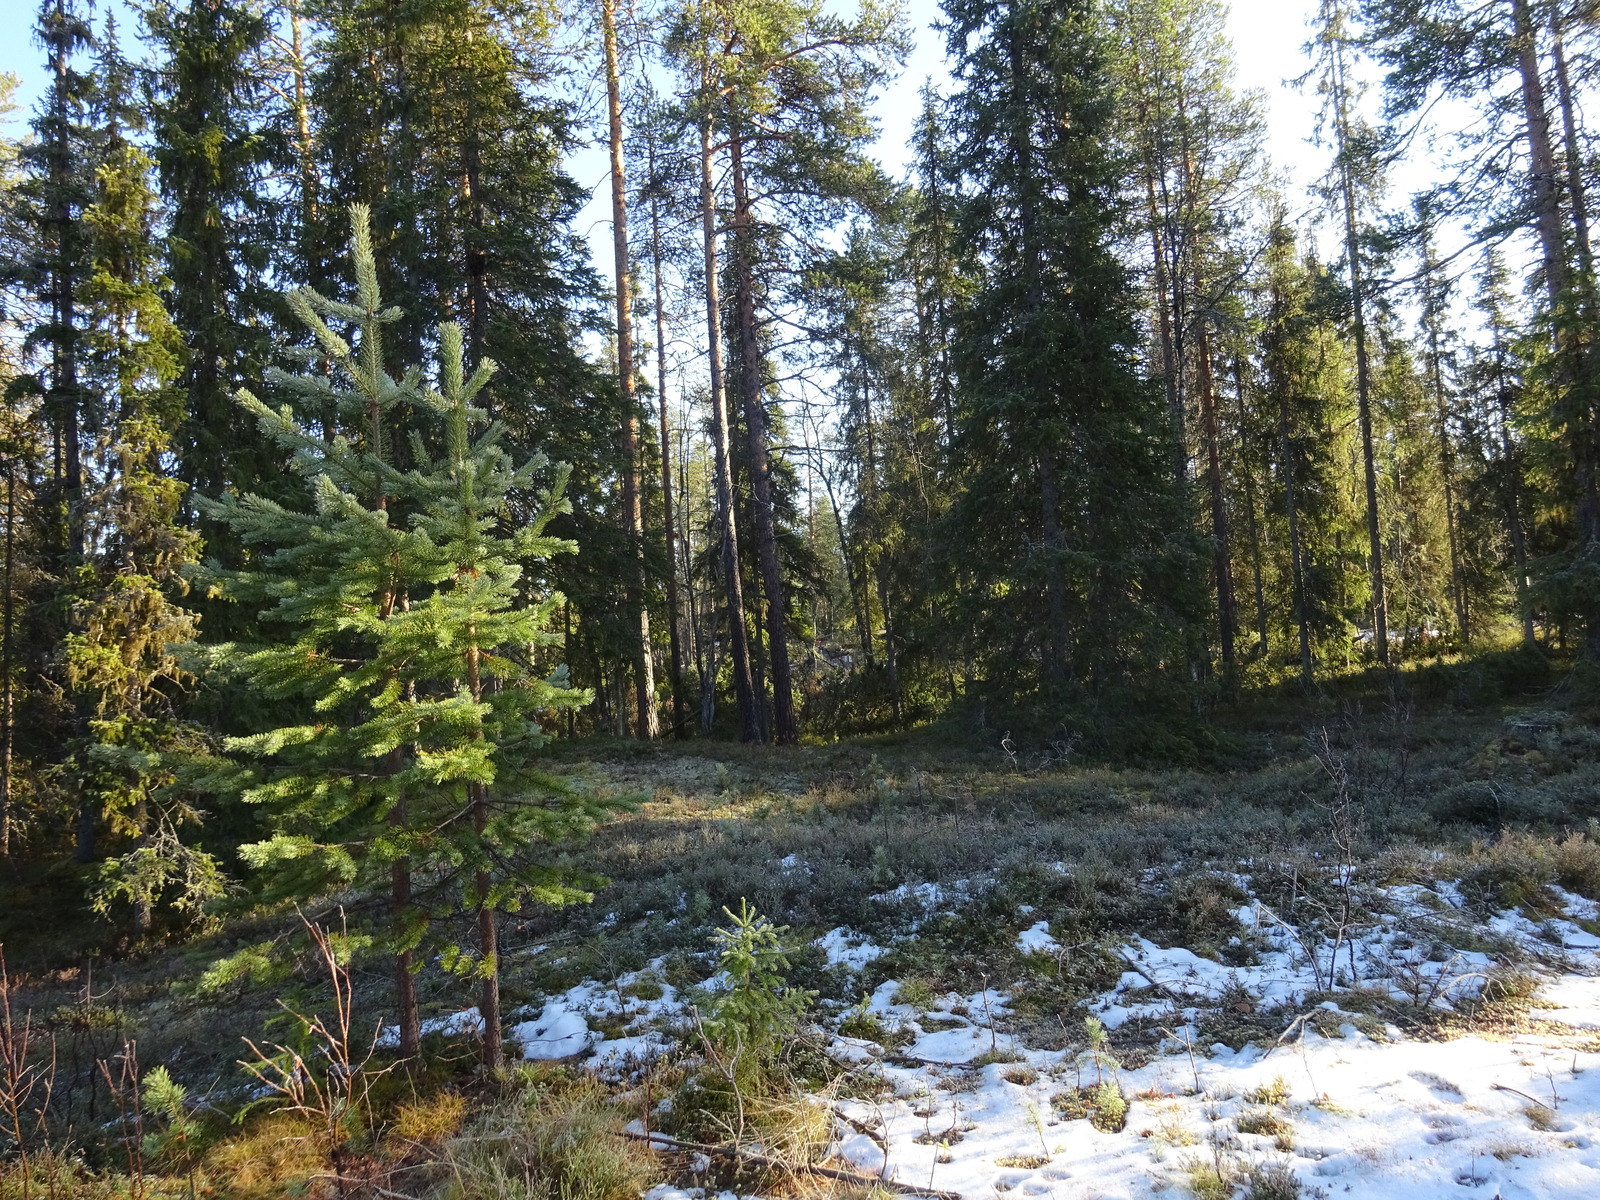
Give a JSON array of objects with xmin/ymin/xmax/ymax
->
[{"xmin": 7, "ymin": 659, "xmax": 1600, "ymax": 1199}]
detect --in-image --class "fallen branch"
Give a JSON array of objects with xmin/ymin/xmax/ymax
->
[
  {"xmin": 617, "ymin": 1128, "xmax": 963, "ymax": 1199},
  {"xmin": 884, "ymin": 1054, "xmax": 979, "ymax": 1069},
  {"xmin": 1114, "ymin": 951, "xmax": 1188, "ymax": 1008},
  {"xmin": 834, "ymin": 1108, "xmax": 888, "ymax": 1153}
]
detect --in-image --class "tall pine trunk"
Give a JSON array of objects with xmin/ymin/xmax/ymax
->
[
  {"xmin": 1330, "ymin": 43, "xmax": 1388, "ymax": 666},
  {"xmin": 1, "ymin": 466, "xmax": 11, "ymax": 859},
  {"xmin": 1277, "ymin": 379, "xmax": 1315, "ymax": 688},
  {"xmin": 1196, "ymin": 320, "xmax": 1236, "ymax": 671},
  {"xmin": 602, "ymin": 0, "xmax": 657, "ymax": 739},
  {"xmin": 1233, "ymin": 363, "xmax": 1269, "ymax": 657},
  {"xmin": 698, "ymin": 86, "xmax": 758, "ymax": 741},
  {"xmin": 1550, "ymin": 14, "xmax": 1595, "ymax": 299},
  {"xmin": 1423, "ymin": 285, "xmax": 1468, "ymax": 641},
  {"xmin": 48, "ymin": 0, "xmax": 91, "ymax": 863},
  {"xmin": 1146, "ymin": 169, "xmax": 1185, "ymax": 486},
  {"xmin": 1512, "ymin": 0, "xmax": 1600, "ymax": 655},
  {"xmin": 728, "ymin": 131, "xmax": 796, "ymax": 742},
  {"xmin": 646, "ymin": 132, "xmax": 686, "ymax": 738}
]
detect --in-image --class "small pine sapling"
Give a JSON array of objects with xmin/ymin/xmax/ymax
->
[
  {"xmin": 705, "ymin": 899, "xmax": 815, "ymax": 1060},
  {"xmin": 141, "ymin": 1066, "xmax": 202, "ymax": 1199}
]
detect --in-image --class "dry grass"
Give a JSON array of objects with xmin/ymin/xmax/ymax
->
[{"xmin": 437, "ymin": 1067, "xmax": 660, "ymax": 1200}]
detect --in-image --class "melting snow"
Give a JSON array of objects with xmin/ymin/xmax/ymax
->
[
  {"xmin": 375, "ymin": 1006, "xmax": 483, "ymax": 1048},
  {"xmin": 817, "ymin": 927, "xmax": 887, "ymax": 971},
  {"xmin": 509, "ymin": 996, "xmax": 596, "ymax": 1060},
  {"xmin": 1016, "ymin": 920, "xmax": 1060, "ymax": 955},
  {"xmin": 834, "ymin": 1007, "xmax": 1600, "ymax": 1199}
]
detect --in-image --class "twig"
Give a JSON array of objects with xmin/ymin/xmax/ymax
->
[
  {"xmin": 1491, "ymin": 1082, "xmax": 1555, "ymax": 1110},
  {"xmin": 617, "ymin": 1128, "xmax": 963, "ymax": 1199}
]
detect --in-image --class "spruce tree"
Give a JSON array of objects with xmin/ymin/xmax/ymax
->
[
  {"xmin": 65, "ymin": 15, "xmax": 218, "ymax": 935},
  {"xmin": 144, "ymin": 0, "xmax": 276, "ymax": 539},
  {"xmin": 1305, "ymin": 0, "xmax": 1390, "ymax": 665},
  {"xmin": 205, "ymin": 207, "xmax": 612, "ymax": 1068},
  {"xmin": 940, "ymin": 0, "xmax": 1199, "ymax": 694}
]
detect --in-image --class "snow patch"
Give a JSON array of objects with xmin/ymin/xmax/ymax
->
[
  {"xmin": 817, "ymin": 927, "xmax": 886, "ymax": 971},
  {"xmin": 509, "ymin": 997, "xmax": 596, "ymax": 1060},
  {"xmin": 1015, "ymin": 920, "xmax": 1059, "ymax": 954},
  {"xmin": 376, "ymin": 1006, "xmax": 482, "ymax": 1048}
]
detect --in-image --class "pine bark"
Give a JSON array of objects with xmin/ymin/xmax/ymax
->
[
  {"xmin": 602, "ymin": 0, "xmax": 657, "ymax": 738},
  {"xmin": 1329, "ymin": 35, "xmax": 1389, "ymax": 665},
  {"xmin": 728, "ymin": 131, "xmax": 796, "ymax": 742},
  {"xmin": 698, "ymin": 85, "xmax": 759, "ymax": 741},
  {"xmin": 1, "ymin": 466, "xmax": 11, "ymax": 860},
  {"xmin": 646, "ymin": 131, "xmax": 686, "ymax": 738}
]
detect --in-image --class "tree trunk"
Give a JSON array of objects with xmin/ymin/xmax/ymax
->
[
  {"xmin": 1278, "ymin": 381, "xmax": 1314, "ymax": 688},
  {"xmin": 602, "ymin": 0, "xmax": 657, "ymax": 739},
  {"xmin": 728, "ymin": 130, "xmax": 796, "ymax": 742},
  {"xmin": 1196, "ymin": 320, "xmax": 1236, "ymax": 671},
  {"xmin": 465, "ymin": 631, "xmax": 501, "ymax": 1070},
  {"xmin": 1, "ymin": 466, "xmax": 12, "ymax": 859},
  {"xmin": 698, "ymin": 85, "xmax": 758, "ymax": 741},
  {"xmin": 1233, "ymin": 363, "xmax": 1268, "ymax": 657},
  {"xmin": 1331, "ymin": 38, "xmax": 1388, "ymax": 665},
  {"xmin": 1513, "ymin": 0, "xmax": 1571, "ymax": 308},
  {"xmin": 819, "ymin": 463, "xmax": 873, "ymax": 670},
  {"xmin": 389, "ymin": 777, "xmax": 419, "ymax": 1060},
  {"xmin": 1512, "ymin": 0, "xmax": 1600, "ymax": 655},
  {"xmin": 646, "ymin": 131, "xmax": 686, "ymax": 738},
  {"xmin": 1550, "ymin": 13, "xmax": 1595, "ymax": 299},
  {"xmin": 1145, "ymin": 170, "xmax": 1185, "ymax": 485},
  {"xmin": 1492, "ymin": 325, "xmax": 1538, "ymax": 648},
  {"xmin": 288, "ymin": 0, "xmax": 319, "ymax": 278},
  {"xmin": 1423, "ymin": 275, "xmax": 1468, "ymax": 642},
  {"xmin": 1529, "ymin": 2, "xmax": 1600, "ymax": 659}
]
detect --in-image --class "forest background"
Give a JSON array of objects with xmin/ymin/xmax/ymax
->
[{"xmin": 0, "ymin": 0, "xmax": 1599, "ymax": 1087}]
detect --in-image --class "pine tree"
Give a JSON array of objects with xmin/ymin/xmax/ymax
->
[
  {"xmin": 19, "ymin": 0, "xmax": 95, "ymax": 567},
  {"xmin": 671, "ymin": 0, "xmax": 904, "ymax": 743},
  {"xmin": 1107, "ymin": 0, "xmax": 1263, "ymax": 677},
  {"xmin": 312, "ymin": 0, "xmax": 642, "ymax": 739},
  {"xmin": 205, "ymin": 207, "xmax": 613, "ymax": 1068},
  {"xmin": 601, "ymin": 0, "xmax": 658, "ymax": 741}
]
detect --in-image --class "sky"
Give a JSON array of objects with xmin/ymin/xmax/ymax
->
[{"xmin": 0, "ymin": 0, "xmax": 1425, "ymax": 291}]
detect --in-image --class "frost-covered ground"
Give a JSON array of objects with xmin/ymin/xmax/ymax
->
[{"xmin": 429, "ymin": 868, "xmax": 1600, "ymax": 1198}]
